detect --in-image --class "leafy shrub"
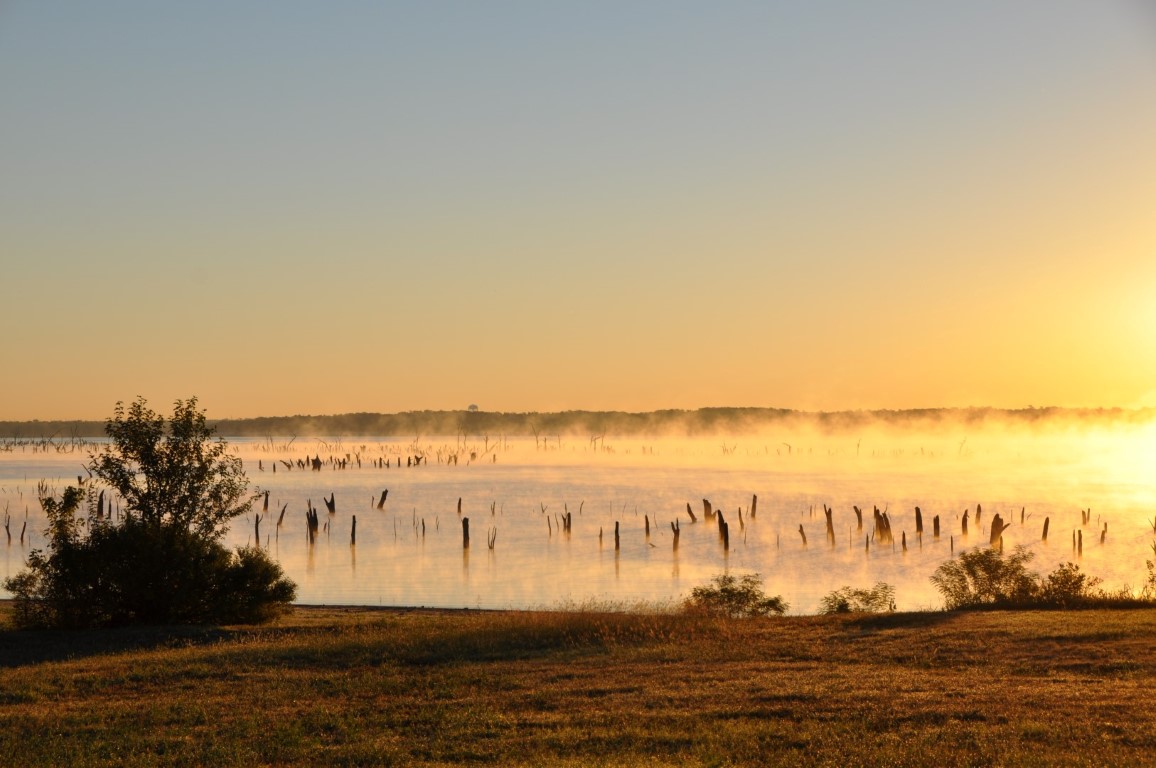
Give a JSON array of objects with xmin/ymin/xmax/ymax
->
[
  {"xmin": 819, "ymin": 582, "xmax": 895, "ymax": 614},
  {"xmin": 1038, "ymin": 562, "xmax": 1102, "ymax": 608},
  {"xmin": 4, "ymin": 398, "xmax": 296, "ymax": 629},
  {"xmin": 930, "ymin": 545, "xmax": 1038, "ymax": 609},
  {"xmin": 684, "ymin": 573, "xmax": 788, "ymax": 618}
]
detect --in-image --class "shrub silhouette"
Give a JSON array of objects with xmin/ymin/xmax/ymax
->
[
  {"xmin": 930, "ymin": 545, "xmax": 1038, "ymax": 609},
  {"xmin": 684, "ymin": 573, "xmax": 788, "ymax": 618},
  {"xmin": 819, "ymin": 582, "xmax": 896, "ymax": 614},
  {"xmin": 4, "ymin": 398, "xmax": 295, "ymax": 629}
]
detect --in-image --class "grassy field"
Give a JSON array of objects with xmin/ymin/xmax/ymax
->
[{"xmin": 1, "ymin": 603, "xmax": 1154, "ymax": 767}]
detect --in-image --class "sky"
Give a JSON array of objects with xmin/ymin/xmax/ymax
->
[{"xmin": 2, "ymin": 2, "xmax": 1155, "ymax": 420}]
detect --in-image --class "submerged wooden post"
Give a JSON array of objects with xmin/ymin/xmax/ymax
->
[
  {"xmin": 798, "ymin": 524, "xmax": 807, "ymax": 546},
  {"xmin": 645, "ymin": 515, "xmax": 650, "ymax": 537},
  {"xmin": 901, "ymin": 531, "xmax": 907, "ymax": 552},
  {"xmin": 721, "ymin": 520, "xmax": 729, "ymax": 550},
  {"xmin": 915, "ymin": 507, "xmax": 923, "ymax": 535},
  {"xmin": 351, "ymin": 515, "xmax": 356, "ymax": 546},
  {"xmin": 1077, "ymin": 529, "xmax": 1083, "ymax": 557},
  {"xmin": 462, "ymin": 517, "xmax": 470, "ymax": 549},
  {"xmin": 377, "ymin": 490, "xmax": 388, "ymax": 509},
  {"xmin": 933, "ymin": 515, "xmax": 940, "ymax": 539},
  {"xmin": 614, "ymin": 521, "xmax": 620, "ymax": 551},
  {"xmin": 1042, "ymin": 516, "xmax": 1049, "ymax": 541},
  {"xmin": 751, "ymin": 494, "xmax": 758, "ymax": 518}
]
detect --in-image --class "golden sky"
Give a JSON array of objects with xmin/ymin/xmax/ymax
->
[{"xmin": 2, "ymin": 2, "xmax": 1154, "ymax": 420}]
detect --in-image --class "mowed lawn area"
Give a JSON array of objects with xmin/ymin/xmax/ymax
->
[{"xmin": 1, "ymin": 603, "xmax": 1154, "ymax": 766}]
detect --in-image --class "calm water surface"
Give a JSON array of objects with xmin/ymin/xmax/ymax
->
[{"xmin": 2, "ymin": 424, "xmax": 1154, "ymax": 613}]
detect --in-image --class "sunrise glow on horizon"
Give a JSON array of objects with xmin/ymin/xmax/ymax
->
[{"xmin": 2, "ymin": 2, "xmax": 1154, "ymax": 421}]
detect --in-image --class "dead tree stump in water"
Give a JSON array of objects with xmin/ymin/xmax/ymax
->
[
  {"xmin": 915, "ymin": 507, "xmax": 923, "ymax": 535},
  {"xmin": 933, "ymin": 515, "xmax": 940, "ymax": 539},
  {"xmin": 1042, "ymin": 516, "xmax": 1049, "ymax": 541},
  {"xmin": 645, "ymin": 515, "xmax": 650, "ymax": 537},
  {"xmin": 462, "ymin": 517, "xmax": 470, "ymax": 549},
  {"xmin": 721, "ymin": 521, "xmax": 730, "ymax": 551},
  {"xmin": 750, "ymin": 494, "xmax": 757, "ymax": 518},
  {"xmin": 614, "ymin": 521, "xmax": 620, "ymax": 551},
  {"xmin": 351, "ymin": 515, "xmax": 356, "ymax": 546},
  {"xmin": 798, "ymin": 524, "xmax": 807, "ymax": 547},
  {"xmin": 703, "ymin": 499, "xmax": 714, "ymax": 522},
  {"xmin": 671, "ymin": 520, "xmax": 680, "ymax": 550},
  {"xmin": 961, "ymin": 510, "xmax": 969, "ymax": 537},
  {"xmin": 324, "ymin": 493, "xmax": 336, "ymax": 515},
  {"xmin": 686, "ymin": 503, "xmax": 697, "ymax": 523},
  {"xmin": 989, "ymin": 513, "xmax": 1010, "ymax": 546},
  {"xmin": 377, "ymin": 490, "xmax": 388, "ymax": 509},
  {"xmin": 854, "ymin": 506, "xmax": 863, "ymax": 531}
]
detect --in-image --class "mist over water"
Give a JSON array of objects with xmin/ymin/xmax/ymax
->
[{"xmin": 2, "ymin": 416, "xmax": 1154, "ymax": 614}]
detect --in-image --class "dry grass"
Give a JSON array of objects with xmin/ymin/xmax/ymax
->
[{"xmin": 2, "ymin": 602, "xmax": 1155, "ymax": 766}]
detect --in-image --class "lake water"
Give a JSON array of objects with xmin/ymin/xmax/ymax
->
[{"xmin": 2, "ymin": 421, "xmax": 1154, "ymax": 613}]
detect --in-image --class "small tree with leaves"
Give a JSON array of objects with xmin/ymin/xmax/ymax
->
[{"xmin": 4, "ymin": 398, "xmax": 295, "ymax": 628}]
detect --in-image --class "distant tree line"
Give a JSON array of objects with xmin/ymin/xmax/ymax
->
[{"xmin": 2, "ymin": 406, "xmax": 1152, "ymax": 440}]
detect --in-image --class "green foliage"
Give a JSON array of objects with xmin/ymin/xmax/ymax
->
[
  {"xmin": 684, "ymin": 573, "xmax": 788, "ymax": 618},
  {"xmin": 3, "ymin": 398, "xmax": 295, "ymax": 629},
  {"xmin": 819, "ymin": 582, "xmax": 896, "ymax": 614},
  {"xmin": 91, "ymin": 397, "xmax": 252, "ymax": 538},
  {"xmin": 930, "ymin": 545, "xmax": 1038, "ymax": 609}
]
